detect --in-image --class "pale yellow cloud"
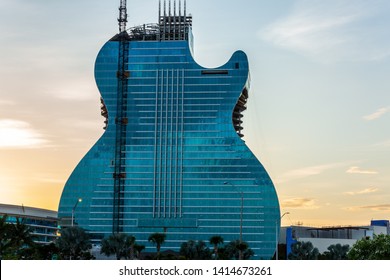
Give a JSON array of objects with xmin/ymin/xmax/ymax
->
[
  {"xmin": 0, "ymin": 119, "xmax": 48, "ymax": 149},
  {"xmin": 345, "ymin": 204, "xmax": 390, "ymax": 212},
  {"xmin": 360, "ymin": 204, "xmax": 390, "ymax": 211},
  {"xmin": 344, "ymin": 187, "xmax": 379, "ymax": 196},
  {"xmin": 346, "ymin": 166, "xmax": 378, "ymax": 175},
  {"xmin": 374, "ymin": 140, "xmax": 390, "ymax": 147},
  {"xmin": 281, "ymin": 197, "xmax": 319, "ymax": 209},
  {"xmin": 0, "ymin": 100, "xmax": 15, "ymax": 106},
  {"xmin": 276, "ymin": 162, "xmax": 347, "ymax": 183}
]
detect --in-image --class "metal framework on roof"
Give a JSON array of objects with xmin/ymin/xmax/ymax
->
[{"xmin": 112, "ymin": 0, "xmax": 192, "ymax": 42}]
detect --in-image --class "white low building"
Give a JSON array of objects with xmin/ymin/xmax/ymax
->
[{"xmin": 280, "ymin": 220, "xmax": 390, "ymax": 256}]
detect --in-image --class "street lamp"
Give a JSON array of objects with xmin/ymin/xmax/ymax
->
[
  {"xmin": 276, "ymin": 211, "xmax": 290, "ymax": 260},
  {"xmin": 224, "ymin": 181, "xmax": 244, "ymax": 260},
  {"xmin": 71, "ymin": 198, "xmax": 82, "ymax": 227}
]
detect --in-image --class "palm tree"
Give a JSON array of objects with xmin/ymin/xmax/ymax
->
[
  {"xmin": 133, "ymin": 243, "xmax": 145, "ymax": 259},
  {"xmin": 10, "ymin": 218, "xmax": 34, "ymax": 248},
  {"xmin": 225, "ymin": 240, "xmax": 254, "ymax": 260},
  {"xmin": 124, "ymin": 235, "xmax": 136, "ymax": 260},
  {"xmin": 34, "ymin": 243, "xmax": 60, "ymax": 260},
  {"xmin": 180, "ymin": 240, "xmax": 197, "ymax": 260},
  {"xmin": 101, "ymin": 233, "xmax": 127, "ymax": 260},
  {"xmin": 6, "ymin": 218, "xmax": 35, "ymax": 259},
  {"xmin": 209, "ymin": 236, "xmax": 224, "ymax": 259},
  {"xmin": 148, "ymin": 232, "xmax": 166, "ymax": 258},
  {"xmin": 0, "ymin": 215, "xmax": 12, "ymax": 259},
  {"xmin": 0, "ymin": 216, "xmax": 37, "ymax": 259},
  {"xmin": 101, "ymin": 233, "xmax": 137, "ymax": 260},
  {"xmin": 288, "ymin": 241, "xmax": 319, "ymax": 260},
  {"xmin": 180, "ymin": 240, "xmax": 212, "ymax": 260},
  {"xmin": 56, "ymin": 226, "xmax": 92, "ymax": 260}
]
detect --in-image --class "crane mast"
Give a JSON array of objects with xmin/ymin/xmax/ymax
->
[
  {"xmin": 113, "ymin": 0, "xmax": 129, "ymax": 234},
  {"xmin": 118, "ymin": 0, "xmax": 128, "ymax": 33}
]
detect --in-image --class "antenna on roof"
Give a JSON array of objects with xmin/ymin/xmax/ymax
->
[
  {"xmin": 118, "ymin": 0, "xmax": 128, "ymax": 33},
  {"xmin": 184, "ymin": 0, "xmax": 187, "ymax": 16},
  {"xmin": 159, "ymin": 0, "xmax": 161, "ymax": 21}
]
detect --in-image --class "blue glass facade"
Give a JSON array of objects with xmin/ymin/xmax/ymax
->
[{"xmin": 58, "ymin": 9, "xmax": 280, "ymax": 259}]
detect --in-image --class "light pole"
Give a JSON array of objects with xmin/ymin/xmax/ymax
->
[
  {"xmin": 71, "ymin": 198, "xmax": 82, "ymax": 227},
  {"xmin": 276, "ymin": 211, "xmax": 290, "ymax": 260},
  {"xmin": 224, "ymin": 181, "xmax": 244, "ymax": 260}
]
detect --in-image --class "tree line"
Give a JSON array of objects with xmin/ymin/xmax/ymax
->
[
  {"xmin": 288, "ymin": 235, "xmax": 390, "ymax": 260},
  {"xmin": 2, "ymin": 215, "xmax": 390, "ymax": 260},
  {"xmin": 0, "ymin": 216, "xmax": 253, "ymax": 260}
]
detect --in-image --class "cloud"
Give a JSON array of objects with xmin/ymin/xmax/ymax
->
[
  {"xmin": 0, "ymin": 119, "xmax": 49, "ymax": 149},
  {"xmin": 34, "ymin": 177, "xmax": 65, "ymax": 184},
  {"xmin": 281, "ymin": 197, "xmax": 319, "ymax": 209},
  {"xmin": 374, "ymin": 140, "xmax": 390, "ymax": 147},
  {"xmin": 50, "ymin": 79, "xmax": 97, "ymax": 101},
  {"xmin": 360, "ymin": 204, "xmax": 390, "ymax": 211},
  {"xmin": 259, "ymin": 0, "xmax": 390, "ymax": 62},
  {"xmin": 345, "ymin": 204, "xmax": 390, "ymax": 211},
  {"xmin": 0, "ymin": 100, "xmax": 15, "ymax": 106},
  {"xmin": 363, "ymin": 107, "xmax": 390, "ymax": 121},
  {"xmin": 276, "ymin": 162, "xmax": 347, "ymax": 183},
  {"xmin": 346, "ymin": 166, "xmax": 378, "ymax": 175},
  {"xmin": 344, "ymin": 187, "xmax": 379, "ymax": 196}
]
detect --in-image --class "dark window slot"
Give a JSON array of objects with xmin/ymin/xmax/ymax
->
[{"xmin": 201, "ymin": 70, "xmax": 229, "ymax": 75}]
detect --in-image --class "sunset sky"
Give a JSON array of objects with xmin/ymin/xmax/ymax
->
[{"xmin": 0, "ymin": 0, "xmax": 389, "ymax": 227}]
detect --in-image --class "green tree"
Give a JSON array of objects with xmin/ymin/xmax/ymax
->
[
  {"xmin": 123, "ymin": 235, "xmax": 136, "ymax": 260},
  {"xmin": 148, "ymin": 232, "xmax": 166, "ymax": 258},
  {"xmin": 1, "ymin": 216, "xmax": 59, "ymax": 260},
  {"xmin": 209, "ymin": 236, "xmax": 224, "ymax": 259},
  {"xmin": 348, "ymin": 234, "xmax": 390, "ymax": 260},
  {"xmin": 133, "ymin": 243, "xmax": 145, "ymax": 259},
  {"xmin": 224, "ymin": 240, "xmax": 254, "ymax": 260},
  {"xmin": 321, "ymin": 244, "xmax": 350, "ymax": 260},
  {"xmin": 10, "ymin": 218, "xmax": 34, "ymax": 248},
  {"xmin": 101, "ymin": 233, "xmax": 136, "ymax": 260},
  {"xmin": 180, "ymin": 240, "xmax": 212, "ymax": 260},
  {"xmin": 288, "ymin": 241, "xmax": 319, "ymax": 260},
  {"xmin": 0, "ymin": 215, "xmax": 13, "ymax": 259},
  {"xmin": 1, "ymin": 217, "xmax": 35, "ymax": 259},
  {"xmin": 34, "ymin": 243, "xmax": 60, "ymax": 260},
  {"xmin": 56, "ymin": 227, "xmax": 92, "ymax": 260}
]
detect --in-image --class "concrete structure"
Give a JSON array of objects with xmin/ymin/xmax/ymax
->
[
  {"xmin": 0, "ymin": 203, "xmax": 59, "ymax": 244},
  {"xmin": 280, "ymin": 220, "xmax": 390, "ymax": 256}
]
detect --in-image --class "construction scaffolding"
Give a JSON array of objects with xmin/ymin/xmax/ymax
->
[{"xmin": 112, "ymin": 0, "xmax": 192, "ymax": 42}]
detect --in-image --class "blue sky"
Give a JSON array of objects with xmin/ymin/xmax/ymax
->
[{"xmin": 0, "ymin": 0, "xmax": 389, "ymax": 226}]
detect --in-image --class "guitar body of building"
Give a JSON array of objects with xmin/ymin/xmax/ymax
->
[{"xmin": 58, "ymin": 0, "xmax": 280, "ymax": 259}]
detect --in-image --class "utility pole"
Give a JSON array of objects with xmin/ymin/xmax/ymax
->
[
  {"xmin": 276, "ymin": 212, "xmax": 290, "ymax": 260},
  {"xmin": 71, "ymin": 198, "xmax": 82, "ymax": 227},
  {"xmin": 224, "ymin": 181, "xmax": 244, "ymax": 260}
]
